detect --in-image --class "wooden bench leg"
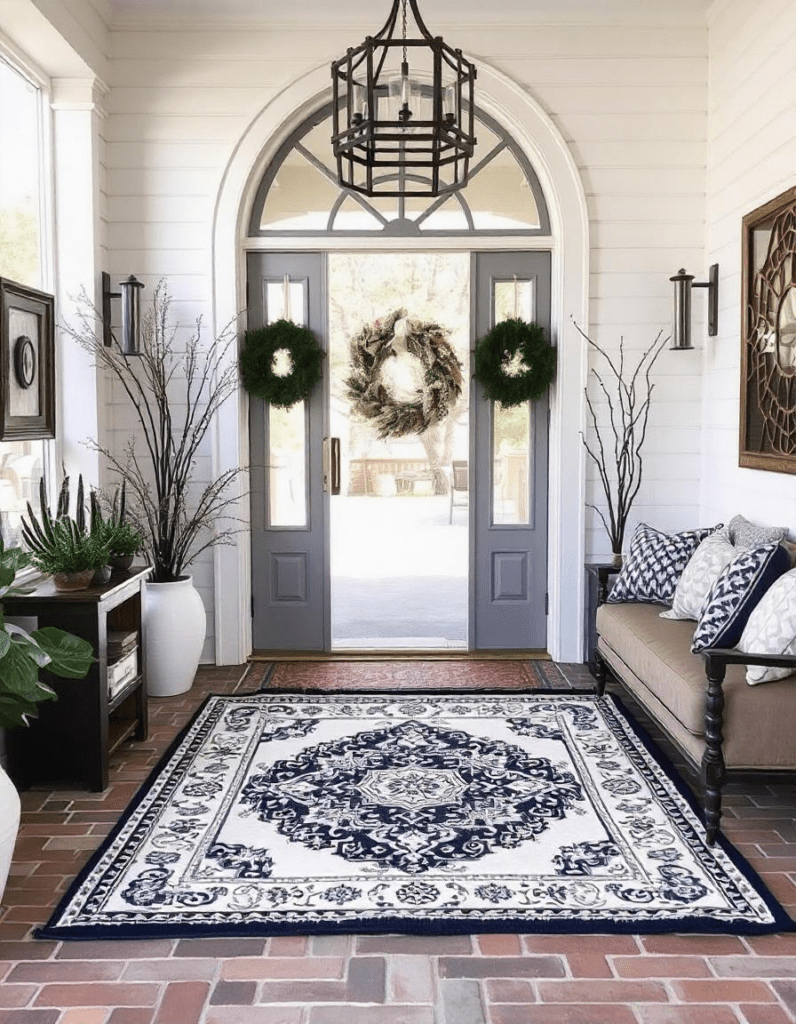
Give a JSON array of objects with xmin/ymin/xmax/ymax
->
[
  {"xmin": 594, "ymin": 650, "xmax": 608, "ymax": 697},
  {"xmin": 701, "ymin": 658, "xmax": 727, "ymax": 846}
]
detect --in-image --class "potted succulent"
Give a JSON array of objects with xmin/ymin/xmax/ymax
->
[
  {"xmin": 64, "ymin": 280, "xmax": 241, "ymax": 697},
  {"xmin": 106, "ymin": 523, "xmax": 141, "ymax": 572},
  {"xmin": 89, "ymin": 487, "xmax": 142, "ymax": 574},
  {"xmin": 21, "ymin": 477, "xmax": 111, "ymax": 591},
  {"xmin": 0, "ymin": 539, "xmax": 94, "ymax": 902}
]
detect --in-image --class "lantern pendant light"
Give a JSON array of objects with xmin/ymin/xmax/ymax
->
[{"xmin": 331, "ymin": 0, "xmax": 477, "ymax": 199}]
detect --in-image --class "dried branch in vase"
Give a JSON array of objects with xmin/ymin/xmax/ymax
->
[
  {"xmin": 576, "ymin": 323, "xmax": 669, "ymax": 559},
  {"xmin": 63, "ymin": 280, "xmax": 244, "ymax": 583}
]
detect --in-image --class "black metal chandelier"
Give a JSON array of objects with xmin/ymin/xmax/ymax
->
[{"xmin": 331, "ymin": 0, "xmax": 477, "ymax": 199}]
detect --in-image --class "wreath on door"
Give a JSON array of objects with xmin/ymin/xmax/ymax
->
[
  {"xmin": 345, "ymin": 309, "xmax": 463, "ymax": 439},
  {"xmin": 473, "ymin": 319, "xmax": 556, "ymax": 407},
  {"xmin": 239, "ymin": 319, "xmax": 324, "ymax": 407}
]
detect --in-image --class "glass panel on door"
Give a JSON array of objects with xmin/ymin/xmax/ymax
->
[
  {"xmin": 492, "ymin": 277, "xmax": 535, "ymax": 527},
  {"xmin": 264, "ymin": 277, "xmax": 309, "ymax": 529}
]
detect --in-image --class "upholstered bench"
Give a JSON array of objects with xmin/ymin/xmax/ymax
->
[{"xmin": 593, "ymin": 518, "xmax": 796, "ymax": 844}]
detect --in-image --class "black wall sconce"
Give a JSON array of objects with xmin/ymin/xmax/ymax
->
[
  {"xmin": 670, "ymin": 264, "xmax": 719, "ymax": 350},
  {"xmin": 102, "ymin": 272, "xmax": 145, "ymax": 353}
]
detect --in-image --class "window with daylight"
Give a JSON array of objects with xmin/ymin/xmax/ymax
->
[
  {"xmin": 249, "ymin": 102, "xmax": 550, "ymax": 237},
  {"xmin": 0, "ymin": 52, "xmax": 51, "ymax": 551}
]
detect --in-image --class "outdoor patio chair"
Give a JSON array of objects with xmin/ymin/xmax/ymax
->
[{"xmin": 449, "ymin": 460, "xmax": 469, "ymax": 523}]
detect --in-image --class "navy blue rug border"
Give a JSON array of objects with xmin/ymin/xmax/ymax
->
[{"xmin": 37, "ymin": 686, "xmax": 796, "ymax": 940}]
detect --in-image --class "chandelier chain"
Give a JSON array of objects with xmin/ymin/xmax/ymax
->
[{"xmin": 402, "ymin": 0, "xmax": 408, "ymax": 64}]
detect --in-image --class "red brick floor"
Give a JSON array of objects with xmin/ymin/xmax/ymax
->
[{"xmin": 0, "ymin": 661, "xmax": 795, "ymax": 1024}]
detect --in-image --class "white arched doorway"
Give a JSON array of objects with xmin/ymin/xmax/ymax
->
[{"xmin": 211, "ymin": 60, "xmax": 589, "ymax": 665}]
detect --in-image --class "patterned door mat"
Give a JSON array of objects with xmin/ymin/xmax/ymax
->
[
  {"xmin": 267, "ymin": 659, "xmax": 571, "ymax": 691},
  {"xmin": 40, "ymin": 691, "xmax": 793, "ymax": 939}
]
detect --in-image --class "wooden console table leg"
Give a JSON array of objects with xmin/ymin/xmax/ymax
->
[{"xmin": 701, "ymin": 657, "xmax": 727, "ymax": 846}]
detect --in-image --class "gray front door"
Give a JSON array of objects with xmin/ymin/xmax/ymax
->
[
  {"xmin": 472, "ymin": 251, "xmax": 551, "ymax": 649},
  {"xmin": 248, "ymin": 252, "xmax": 327, "ymax": 650}
]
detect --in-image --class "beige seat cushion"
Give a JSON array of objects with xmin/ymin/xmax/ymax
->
[{"xmin": 596, "ymin": 601, "xmax": 796, "ymax": 770}]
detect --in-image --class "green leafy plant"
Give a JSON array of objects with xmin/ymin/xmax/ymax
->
[
  {"xmin": 104, "ymin": 522, "xmax": 141, "ymax": 558},
  {"xmin": 89, "ymin": 485, "xmax": 141, "ymax": 558},
  {"xmin": 0, "ymin": 540, "xmax": 94, "ymax": 728},
  {"xmin": 27, "ymin": 523, "xmax": 110, "ymax": 576}
]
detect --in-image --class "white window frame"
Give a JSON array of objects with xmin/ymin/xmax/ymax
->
[{"xmin": 0, "ymin": 35, "xmax": 58, "ymax": 567}]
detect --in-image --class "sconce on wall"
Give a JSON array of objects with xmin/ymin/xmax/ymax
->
[
  {"xmin": 669, "ymin": 264, "xmax": 719, "ymax": 350},
  {"xmin": 102, "ymin": 272, "xmax": 145, "ymax": 353}
]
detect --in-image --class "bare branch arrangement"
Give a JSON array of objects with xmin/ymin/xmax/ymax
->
[
  {"xmin": 576, "ymin": 323, "xmax": 669, "ymax": 558},
  {"xmin": 63, "ymin": 281, "xmax": 242, "ymax": 582}
]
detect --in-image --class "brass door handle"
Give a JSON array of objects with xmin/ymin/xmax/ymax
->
[{"xmin": 323, "ymin": 437, "xmax": 341, "ymax": 495}]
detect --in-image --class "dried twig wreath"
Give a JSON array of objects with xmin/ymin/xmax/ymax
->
[{"xmin": 345, "ymin": 309, "xmax": 463, "ymax": 439}]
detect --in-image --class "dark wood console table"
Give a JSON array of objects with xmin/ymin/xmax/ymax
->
[{"xmin": 5, "ymin": 566, "xmax": 150, "ymax": 792}]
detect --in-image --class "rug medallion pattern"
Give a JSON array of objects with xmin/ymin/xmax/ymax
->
[{"xmin": 41, "ymin": 693, "xmax": 788, "ymax": 937}]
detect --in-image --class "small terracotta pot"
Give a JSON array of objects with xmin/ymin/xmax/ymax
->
[{"xmin": 53, "ymin": 569, "xmax": 95, "ymax": 592}]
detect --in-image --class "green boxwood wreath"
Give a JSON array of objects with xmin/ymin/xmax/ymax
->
[
  {"xmin": 473, "ymin": 318, "xmax": 556, "ymax": 407},
  {"xmin": 240, "ymin": 319, "xmax": 324, "ymax": 407}
]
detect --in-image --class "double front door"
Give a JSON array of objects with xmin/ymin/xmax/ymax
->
[{"xmin": 248, "ymin": 250, "xmax": 550, "ymax": 652}]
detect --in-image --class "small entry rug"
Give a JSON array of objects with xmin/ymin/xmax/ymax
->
[
  {"xmin": 41, "ymin": 691, "xmax": 792, "ymax": 939},
  {"xmin": 268, "ymin": 659, "xmax": 571, "ymax": 691}
]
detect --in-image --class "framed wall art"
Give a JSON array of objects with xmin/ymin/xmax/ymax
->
[
  {"xmin": 739, "ymin": 185, "xmax": 796, "ymax": 474},
  {"xmin": 0, "ymin": 277, "xmax": 55, "ymax": 441}
]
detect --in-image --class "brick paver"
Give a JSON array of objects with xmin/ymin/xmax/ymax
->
[{"xmin": 0, "ymin": 662, "xmax": 793, "ymax": 1024}]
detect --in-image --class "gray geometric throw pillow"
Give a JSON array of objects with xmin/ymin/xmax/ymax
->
[{"xmin": 728, "ymin": 514, "xmax": 788, "ymax": 550}]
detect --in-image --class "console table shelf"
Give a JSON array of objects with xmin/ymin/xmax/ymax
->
[{"xmin": 5, "ymin": 566, "xmax": 150, "ymax": 792}]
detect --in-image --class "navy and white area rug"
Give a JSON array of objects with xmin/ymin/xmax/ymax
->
[{"xmin": 40, "ymin": 691, "xmax": 793, "ymax": 938}]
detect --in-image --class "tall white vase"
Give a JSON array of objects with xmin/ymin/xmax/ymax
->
[
  {"xmin": 0, "ymin": 764, "xmax": 21, "ymax": 904},
  {"xmin": 145, "ymin": 576, "xmax": 206, "ymax": 697}
]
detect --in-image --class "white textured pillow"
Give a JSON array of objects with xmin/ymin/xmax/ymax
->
[
  {"xmin": 661, "ymin": 529, "xmax": 735, "ymax": 621},
  {"xmin": 737, "ymin": 568, "xmax": 796, "ymax": 685}
]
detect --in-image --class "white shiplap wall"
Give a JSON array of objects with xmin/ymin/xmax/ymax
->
[
  {"xmin": 100, "ymin": 4, "xmax": 710, "ymax": 658},
  {"xmin": 701, "ymin": 0, "xmax": 796, "ymax": 533}
]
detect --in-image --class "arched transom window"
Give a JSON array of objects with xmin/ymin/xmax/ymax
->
[{"xmin": 249, "ymin": 102, "xmax": 550, "ymax": 237}]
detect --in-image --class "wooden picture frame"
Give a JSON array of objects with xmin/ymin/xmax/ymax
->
[
  {"xmin": 739, "ymin": 185, "xmax": 796, "ymax": 474},
  {"xmin": 0, "ymin": 277, "xmax": 55, "ymax": 441}
]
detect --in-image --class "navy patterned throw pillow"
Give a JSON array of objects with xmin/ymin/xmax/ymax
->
[
  {"xmin": 607, "ymin": 523, "xmax": 721, "ymax": 605},
  {"xmin": 691, "ymin": 542, "xmax": 792, "ymax": 653}
]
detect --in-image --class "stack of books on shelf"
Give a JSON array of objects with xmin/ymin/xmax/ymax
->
[
  {"xmin": 107, "ymin": 631, "xmax": 139, "ymax": 699},
  {"xmin": 108, "ymin": 630, "xmax": 137, "ymax": 661}
]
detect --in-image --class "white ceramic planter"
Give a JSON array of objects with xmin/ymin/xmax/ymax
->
[
  {"xmin": 0, "ymin": 764, "xmax": 21, "ymax": 905},
  {"xmin": 144, "ymin": 576, "xmax": 206, "ymax": 697}
]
